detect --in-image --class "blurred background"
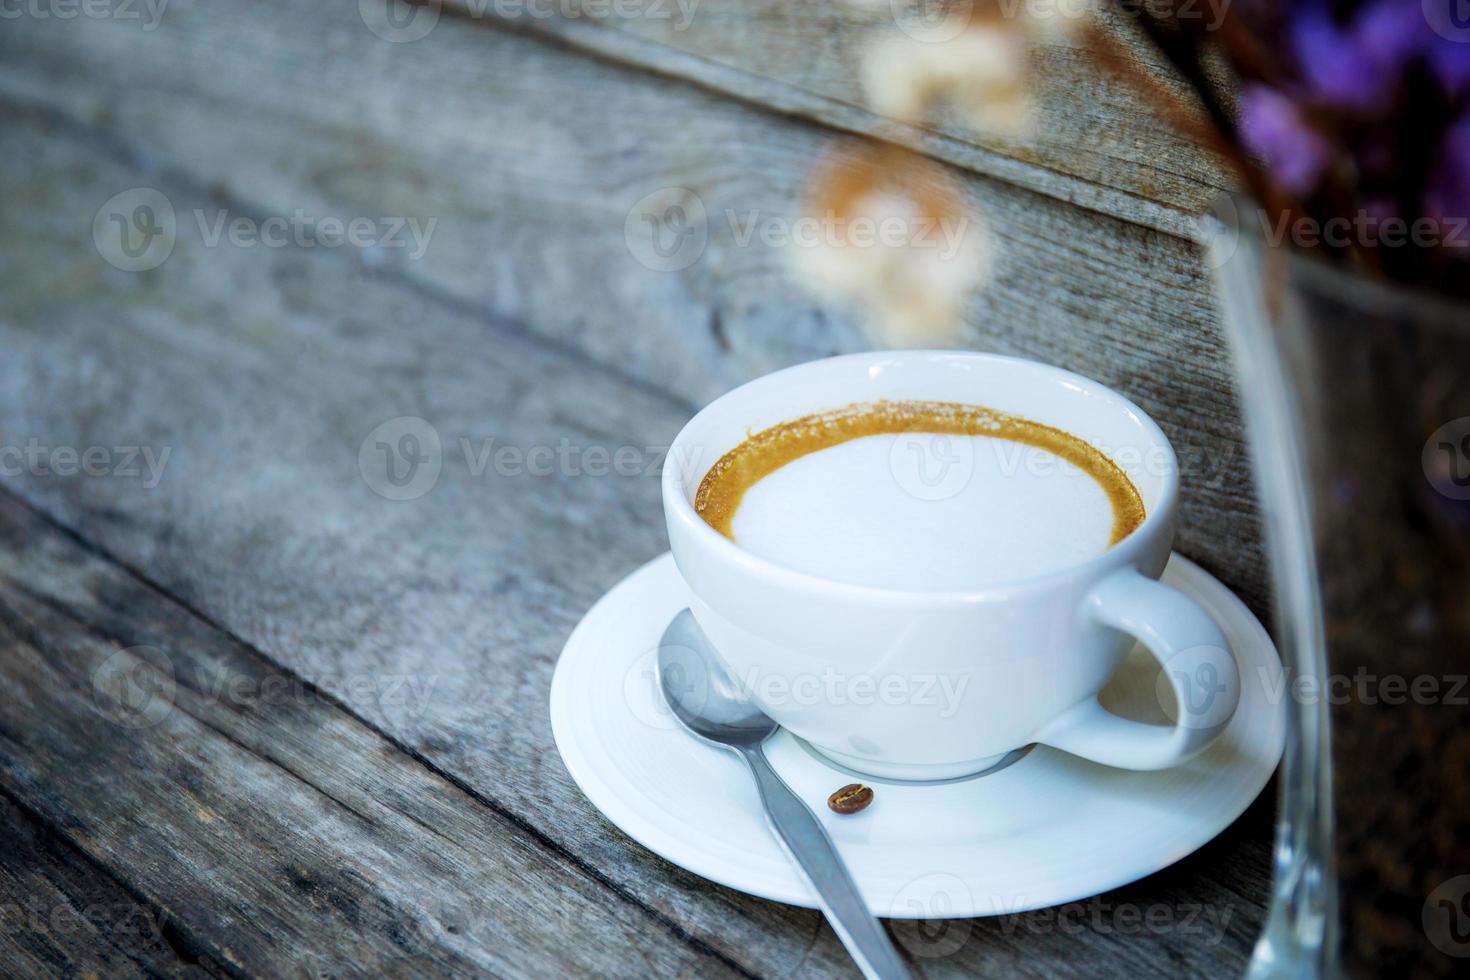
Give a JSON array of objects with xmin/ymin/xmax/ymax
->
[
  {"xmin": 0, "ymin": 0, "xmax": 1262, "ymax": 598},
  {"xmin": 4, "ymin": 1, "xmax": 1466, "ymax": 978}
]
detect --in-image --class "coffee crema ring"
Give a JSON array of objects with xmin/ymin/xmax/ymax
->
[{"xmin": 693, "ymin": 399, "xmax": 1146, "ymax": 548}]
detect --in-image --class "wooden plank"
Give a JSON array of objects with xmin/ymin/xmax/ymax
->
[
  {"xmin": 0, "ymin": 113, "xmax": 866, "ymax": 980},
  {"xmin": 0, "ymin": 101, "xmax": 1268, "ymax": 977},
  {"xmin": 0, "ymin": 1, "xmax": 1265, "ymax": 603},
  {"xmin": 431, "ymin": 0, "xmax": 1236, "ymax": 235},
  {"xmin": 0, "ymin": 492, "xmax": 752, "ymax": 979},
  {"xmin": 0, "ymin": 792, "xmax": 202, "ymax": 979}
]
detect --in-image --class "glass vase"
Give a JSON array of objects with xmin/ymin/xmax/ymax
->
[{"xmin": 1208, "ymin": 198, "xmax": 1470, "ymax": 979}]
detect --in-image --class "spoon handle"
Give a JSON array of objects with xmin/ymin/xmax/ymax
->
[{"xmin": 739, "ymin": 746, "xmax": 911, "ymax": 980}]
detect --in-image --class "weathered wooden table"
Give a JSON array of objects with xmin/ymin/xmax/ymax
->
[{"xmin": 0, "ymin": 2, "xmax": 1272, "ymax": 976}]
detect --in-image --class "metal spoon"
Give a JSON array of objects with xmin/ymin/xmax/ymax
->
[{"xmin": 657, "ymin": 610, "xmax": 911, "ymax": 980}]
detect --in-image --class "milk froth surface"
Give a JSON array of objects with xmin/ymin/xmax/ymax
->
[
  {"xmin": 693, "ymin": 400, "xmax": 1145, "ymax": 589},
  {"xmin": 731, "ymin": 433, "xmax": 1116, "ymax": 589}
]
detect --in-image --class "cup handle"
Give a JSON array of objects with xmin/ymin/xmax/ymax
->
[{"xmin": 1035, "ymin": 567, "xmax": 1241, "ymax": 770}]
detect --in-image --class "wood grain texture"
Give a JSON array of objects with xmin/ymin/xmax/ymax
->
[
  {"xmin": 431, "ymin": 0, "xmax": 1236, "ymax": 235},
  {"xmin": 0, "ymin": 0, "xmax": 1265, "ymax": 604},
  {"xmin": 0, "ymin": 105, "xmax": 1271, "ymax": 977},
  {"xmin": 0, "ymin": 493, "xmax": 750, "ymax": 979},
  {"xmin": 0, "ymin": 793, "xmax": 204, "ymax": 978}
]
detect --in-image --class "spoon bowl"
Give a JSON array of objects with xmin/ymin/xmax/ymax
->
[{"xmin": 657, "ymin": 609, "xmax": 776, "ymax": 747}]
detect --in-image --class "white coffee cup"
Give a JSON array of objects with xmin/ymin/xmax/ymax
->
[{"xmin": 662, "ymin": 350, "xmax": 1240, "ymax": 780}]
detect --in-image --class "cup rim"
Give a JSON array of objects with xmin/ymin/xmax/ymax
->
[{"xmin": 662, "ymin": 350, "xmax": 1180, "ymax": 604}]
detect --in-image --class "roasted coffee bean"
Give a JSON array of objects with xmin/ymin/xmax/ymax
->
[{"xmin": 827, "ymin": 783, "xmax": 874, "ymax": 814}]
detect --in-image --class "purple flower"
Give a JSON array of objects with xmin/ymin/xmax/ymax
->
[
  {"xmin": 1361, "ymin": 196, "xmax": 1399, "ymax": 226},
  {"xmin": 1240, "ymin": 85, "xmax": 1334, "ymax": 196},
  {"xmin": 1357, "ymin": 0, "xmax": 1430, "ymax": 67},
  {"xmin": 1289, "ymin": 1, "xmax": 1448, "ymax": 108},
  {"xmin": 1425, "ymin": 115, "xmax": 1470, "ymax": 232},
  {"xmin": 1292, "ymin": 4, "xmax": 1390, "ymax": 109},
  {"xmin": 1430, "ymin": 37, "xmax": 1470, "ymax": 95}
]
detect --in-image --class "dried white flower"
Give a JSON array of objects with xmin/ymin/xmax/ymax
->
[
  {"xmin": 1022, "ymin": 0, "xmax": 1093, "ymax": 40},
  {"xmin": 862, "ymin": 21, "xmax": 1034, "ymax": 137},
  {"xmin": 789, "ymin": 147, "xmax": 991, "ymax": 347}
]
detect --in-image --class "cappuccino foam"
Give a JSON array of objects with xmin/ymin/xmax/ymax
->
[{"xmin": 694, "ymin": 401, "xmax": 1144, "ymax": 589}]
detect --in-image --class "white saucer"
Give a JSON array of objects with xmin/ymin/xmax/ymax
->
[{"xmin": 550, "ymin": 553, "xmax": 1284, "ymax": 917}]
